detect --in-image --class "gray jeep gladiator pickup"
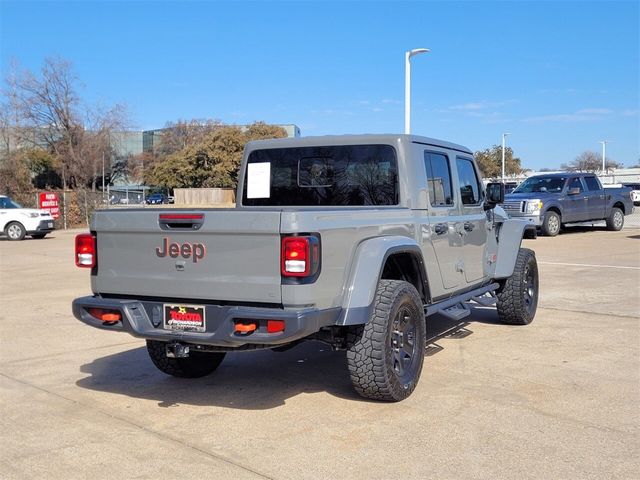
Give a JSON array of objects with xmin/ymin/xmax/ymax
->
[
  {"xmin": 73, "ymin": 134, "xmax": 539, "ymax": 401},
  {"xmin": 502, "ymin": 173, "xmax": 633, "ymax": 236}
]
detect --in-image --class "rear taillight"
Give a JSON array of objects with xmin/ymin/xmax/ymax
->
[
  {"xmin": 75, "ymin": 233, "xmax": 96, "ymax": 268},
  {"xmin": 281, "ymin": 235, "xmax": 320, "ymax": 278}
]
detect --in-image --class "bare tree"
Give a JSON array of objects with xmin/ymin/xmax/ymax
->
[
  {"xmin": 0, "ymin": 101, "xmax": 13, "ymax": 154},
  {"xmin": 81, "ymin": 104, "xmax": 130, "ymax": 190},
  {"xmin": 7, "ymin": 58, "xmax": 80, "ymax": 188},
  {"xmin": 2, "ymin": 57, "xmax": 130, "ymax": 190},
  {"xmin": 561, "ymin": 151, "xmax": 621, "ymax": 173},
  {"xmin": 156, "ymin": 119, "xmax": 223, "ymax": 156}
]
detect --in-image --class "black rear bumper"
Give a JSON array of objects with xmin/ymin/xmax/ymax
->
[
  {"xmin": 27, "ymin": 219, "xmax": 55, "ymax": 234},
  {"xmin": 72, "ymin": 295, "xmax": 340, "ymax": 347}
]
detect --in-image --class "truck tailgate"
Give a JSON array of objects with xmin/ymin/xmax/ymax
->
[{"xmin": 91, "ymin": 209, "xmax": 282, "ymax": 304}]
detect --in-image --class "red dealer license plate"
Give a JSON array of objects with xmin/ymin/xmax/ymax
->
[{"xmin": 163, "ymin": 304, "xmax": 206, "ymax": 332}]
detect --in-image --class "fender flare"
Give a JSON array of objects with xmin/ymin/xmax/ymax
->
[
  {"xmin": 493, "ymin": 219, "xmax": 530, "ymax": 279},
  {"xmin": 337, "ymin": 236, "xmax": 428, "ymax": 326}
]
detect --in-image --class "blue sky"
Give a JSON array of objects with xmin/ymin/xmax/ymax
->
[{"xmin": 1, "ymin": 0, "xmax": 638, "ymax": 170}]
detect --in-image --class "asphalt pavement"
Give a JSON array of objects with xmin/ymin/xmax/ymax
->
[{"xmin": 1, "ymin": 227, "xmax": 638, "ymax": 479}]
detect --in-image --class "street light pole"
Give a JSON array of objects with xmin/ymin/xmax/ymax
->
[
  {"xmin": 501, "ymin": 133, "xmax": 511, "ymax": 183},
  {"xmin": 404, "ymin": 48, "xmax": 430, "ymax": 134},
  {"xmin": 599, "ymin": 140, "xmax": 608, "ymax": 173},
  {"xmin": 102, "ymin": 151, "xmax": 105, "ymax": 204}
]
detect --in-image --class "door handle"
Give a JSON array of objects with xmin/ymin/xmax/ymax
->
[
  {"xmin": 433, "ymin": 223, "xmax": 447, "ymax": 235},
  {"xmin": 463, "ymin": 222, "xmax": 474, "ymax": 232}
]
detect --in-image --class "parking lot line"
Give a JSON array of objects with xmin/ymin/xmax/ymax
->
[{"xmin": 539, "ymin": 261, "xmax": 640, "ymax": 270}]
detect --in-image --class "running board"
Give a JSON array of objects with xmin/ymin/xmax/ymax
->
[
  {"xmin": 425, "ymin": 283, "xmax": 500, "ymax": 318},
  {"xmin": 440, "ymin": 302, "xmax": 471, "ymax": 321},
  {"xmin": 471, "ymin": 292, "xmax": 497, "ymax": 307}
]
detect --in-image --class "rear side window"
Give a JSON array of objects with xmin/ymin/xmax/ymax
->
[
  {"xmin": 424, "ymin": 152, "xmax": 454, "ymax": 206},
  {"xmin": 584, "ymin": 176, "xmax": 601, "ymax": 191},
  {"xmin": 242, "ymin": 145, "xmax": 398, "ymax": 206},
  {"xmin": 456, "ymin": 157, "xmax": 482, "ymax": 205}
]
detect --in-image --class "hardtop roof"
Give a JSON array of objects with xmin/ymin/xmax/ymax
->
[{"xmin": 245, "ymin": 134, "xmax": 473, "ymax": 155}]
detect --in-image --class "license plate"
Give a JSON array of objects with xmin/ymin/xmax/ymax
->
[
  {"xmin": 47, "ymin": 222, "xmax": 53, "ymax": 228},
  {"xmin": 163, "ymin": 304, "xmax": 206, "ymax": 332}
]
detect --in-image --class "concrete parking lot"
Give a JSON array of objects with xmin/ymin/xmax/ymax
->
[{"xmin": 1, "ymin": 227, "xmax": 638, "ymax": 479}]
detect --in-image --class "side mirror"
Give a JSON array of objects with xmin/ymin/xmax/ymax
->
[
  {"xmin": 567, "ymin": 187, "xmax": 581, "ymax": 195},
  {"xmin": 484, "ymin": 182, "xmax": 505, "ymax": 210}
]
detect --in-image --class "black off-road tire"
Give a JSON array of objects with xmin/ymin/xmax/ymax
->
[
  {"xmin": 146, "ymin": 340, "xmax": 225, "ymax": 378},
  {"xmin": 346, "ymin": 280, "xmax": 426, "ymax": 402},
  {"xmin": 497, "ymin": 248, "xmax": 539, "ymax": 325},
  {"xmin": 605, "ymin": 207, "xmax": 624, "ymax": 231},
  {"xmin": 31, "ymin": 234, "xmax": 47, "ymax": 239},
  {"xmin": 541, "ymin": 211, "xmax": 561, "ymax": 237},
  {"xmin": 5, "ymin": 221, "xmax": 26, "ymax": 241}
]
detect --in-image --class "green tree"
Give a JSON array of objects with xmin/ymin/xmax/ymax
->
[
  {"xmin": 149, "ymin": 122, "xmax": 287, "ymax": 189},
  {"xmin": 474, "ymin": 145, "xmax": 523, "ymax": 179}
]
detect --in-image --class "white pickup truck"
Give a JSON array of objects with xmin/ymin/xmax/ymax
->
[
  {"xmin": 0, "ymin": 195, "xmax": 55, "ymax": 240},
  {"xmin": 621, "ymin": 182, "xmax": 640, "ymax": 206}
]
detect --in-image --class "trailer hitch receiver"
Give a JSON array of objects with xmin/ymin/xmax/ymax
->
[{"xmin": 166, "ymin": 342, "xmax": 190, "ymax": 358}]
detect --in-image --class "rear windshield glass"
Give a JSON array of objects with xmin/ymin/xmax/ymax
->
[{"xmin": 242, "ymin": 145, "xmax": 399, "ymax": 206}]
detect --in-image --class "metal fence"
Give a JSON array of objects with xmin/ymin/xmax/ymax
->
[
  {"xmin": 106, "ymin": 187, "xmax": 147, "ymax": 206},
  {"xmin": 11, "ymin": 190, "xmax": 105, "ymax": 229}
]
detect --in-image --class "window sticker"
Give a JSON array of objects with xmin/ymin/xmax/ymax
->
[{"xmin": 246, "ymin": 162, "xmax": 271, "ymax": 198}]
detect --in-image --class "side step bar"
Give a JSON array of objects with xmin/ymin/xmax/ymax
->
[
  {"xmin": 425, "ymin": 283, "xmax": 500, "ymax": 318},
  {"xmin": 440, "ymin": 302, "xmax": 471, "ymax": 321}
]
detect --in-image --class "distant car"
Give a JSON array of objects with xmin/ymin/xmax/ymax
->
[
  {"xmin": 146, "ymin": 193, "xmax": 167, "ymax": 205},
  {"xmin": 0, "ymin": 195, "xmax": 55, "ymax": 240},
  {"xmin": 622, "ymin": 183, "xmax": 640, "ymax": 206},
  {"xmin": 504, "ymin": 182, "xmax": 519, "ymax": 194}
]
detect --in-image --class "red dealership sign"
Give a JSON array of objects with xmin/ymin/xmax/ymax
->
[{"xmin": 39, "ymin": 192, "xmax": 60, "ymax": 219}]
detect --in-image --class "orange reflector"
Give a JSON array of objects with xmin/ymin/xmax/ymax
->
[
  {"xmin": 267, "ymin": 320, "xmax": 285, "ymax": 333},
  {"xmin": 88, "ymin": 308, "xmax": 121, "ymax": 323},
  {"xmin": 234, "ymin": 322, "xmax": 257, "ymax": 333}
]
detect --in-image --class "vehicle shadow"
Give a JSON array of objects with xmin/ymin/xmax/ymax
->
[
  {"xmin": 560, "ymin": 225, "xmax": 608, "ymax": 234},
  {"xmin": 0, "ymin": 236, "xmax": 53, "ymax": 241},
  {"xmin": 76, "ymin": 307, "xmax": 497, "ymax": 409}
]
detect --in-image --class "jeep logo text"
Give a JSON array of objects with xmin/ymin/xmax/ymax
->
[{"xmin": 155, "ymin": 237, "xmax": 206, "ymax": 263}]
